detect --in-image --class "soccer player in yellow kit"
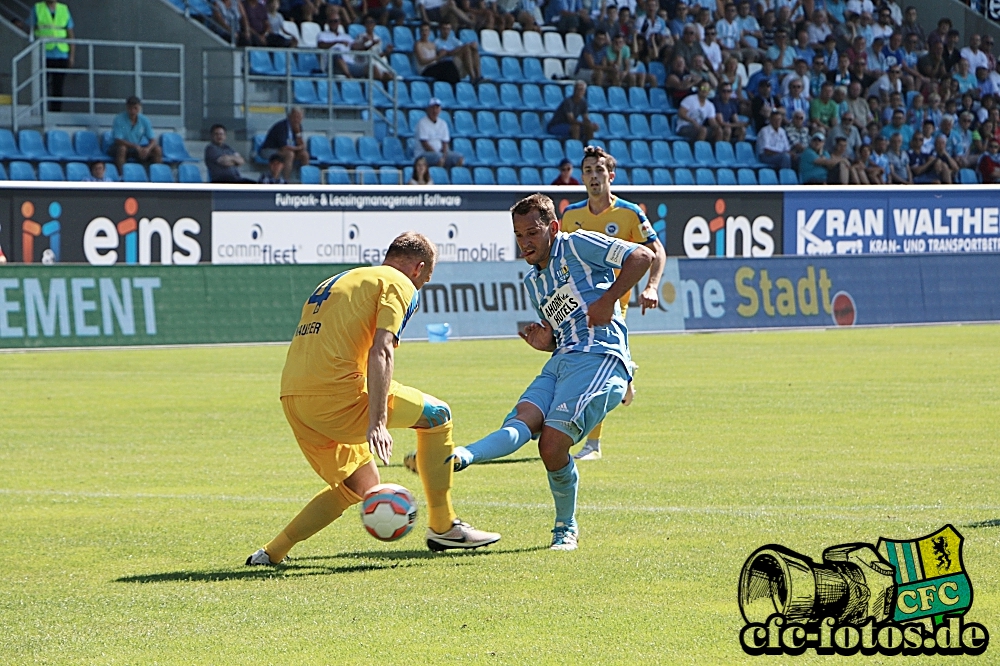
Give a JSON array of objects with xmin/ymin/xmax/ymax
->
[
  {"xmin": 559, "ymin": 145, "xmax": 666, "ymax": 461},
  {"xmin": 246, "ymin": 232, "xmax": 500, "ymax": 565}
]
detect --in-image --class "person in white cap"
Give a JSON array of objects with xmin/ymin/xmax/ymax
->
[{"xmin": 415, "ymin": 97, "xmax": 464, "ymax": 169}]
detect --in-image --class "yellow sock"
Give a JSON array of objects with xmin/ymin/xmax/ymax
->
[
  {"xmin": 586, "ymin": 421, "xmax": 604, "ymax": 441},
  {"xmin": 416, "ymin": 422, "xmax": 458, "ymax": 533},
  {"xmin": 264, "ymin": 482, "xmax": 362, "ymax": 562}
]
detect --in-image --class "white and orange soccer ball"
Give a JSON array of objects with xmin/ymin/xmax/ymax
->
[{"xmin": 360, "ymin": 483, "xmax": 418, "ymax": 541}]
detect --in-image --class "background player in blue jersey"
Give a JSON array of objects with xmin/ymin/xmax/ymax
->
[{"xmin": 449, "ymin": 194, "xmax": 652, "ymax": 550}]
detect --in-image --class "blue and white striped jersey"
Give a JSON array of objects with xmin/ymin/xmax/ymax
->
[{"xmin": 523, "ymin": 230, "xmax": 638, "ymax": 367}]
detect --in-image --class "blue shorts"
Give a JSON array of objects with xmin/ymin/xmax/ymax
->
[{"xmin": 517, "ymin": 351, "xmax": 629, "ymax": 443}]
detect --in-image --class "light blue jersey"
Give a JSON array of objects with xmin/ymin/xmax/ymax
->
[{"xmin": 523, "ymin": 230, "xmax": 637, "ymax": 369}]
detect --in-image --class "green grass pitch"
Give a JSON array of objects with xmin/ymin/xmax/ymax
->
[{"xmin": 1, "ymin": 325, "xmax": 999, "ymax": 665}]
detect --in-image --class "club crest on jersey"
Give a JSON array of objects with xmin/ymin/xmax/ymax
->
[
  {"xmin": 605, "ymin": 222, "xmax": 620, "ymax": 236},
  {"xmin": 557, "ymin": 264, "xmax": 570, "ymax": 283}
]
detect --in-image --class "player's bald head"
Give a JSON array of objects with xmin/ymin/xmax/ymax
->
[
  {"xmin": 510, "ymin": 193, "xmax": 558, "ymax": 227},
  {"xmin": 386, "ymin": 232, "xmax": 436, "ymax": 265}
]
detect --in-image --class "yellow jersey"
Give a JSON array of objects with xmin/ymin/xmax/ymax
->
[
  {"xmin": 280, "ymin": 265, "xmax": 418, "ymax": 397},
  {"xmin": 562, "ymin": 196, "xmax": 657, "ymax": 312}
]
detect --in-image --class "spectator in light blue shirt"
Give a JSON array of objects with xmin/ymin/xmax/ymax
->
[{"xmin": 110, "ymin": 96, "xmax": 162, "ymax": 172}]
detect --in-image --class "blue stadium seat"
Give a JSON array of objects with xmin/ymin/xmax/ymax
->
[
  {"xmin": 649, "ymin": 62, "xmax": 667, "ymax": 89},
  {"xmin": 674, "ymin": 168, "xmax": 694, "ymax": 185},
  {"xmin": 454, "ymin": 110, "xmax": 478, "ymax": 137},
  {"xmin": 390, "ymin": 52, "xmax": 417, "ymax": 79},
  {"xmin": 589, "ymin": 139, "xmax": 606, "ymax": 151},
  {"xmin": 407, "ymin": 109, "xmax": 426, "ymax": 133},
  {"xmin": 542, "ymin": 167, "xmax": 559, "ymax": 183},
  {"xmin": 542, "ymin": 139, "xmax": 564, "ymax": 166},
  {"xmin": 456, "ymin": 81, "xmax": 481, "ymax": 109},
  {"xmin": 451, "ymin": 166, "xmax": 473, "ymax": 184},
  {"xmin": 293, "ymin": 52, "xmax": 321, "ymax": 76},
  {"xmin": 335, "ymin": 136, "xmax": 360, "ymax": 164},
  {"xmin": 161, "ymin": 133, "xmax": 197, "ymax": 162},
  {"xmin": 475, "ymin": 138, "xmax": 499, "ymax": 165},
  {"xmin": 18, "ymin": 130, "xmax": 53, "ymax": 160},
  {"xmin": 0, "ymin": 130, "xmax": 24, "ymax": 160},
  {"xmin": 500, "ymin": 83, "xmax": 523, "ymax": 109},
  {"xmin": 758, "ymin": 168, "xmax": 779, "ymax": 185},
  {"xmin": 651, "ymin": 140, "xmax": 673, "ymax": 167},
  {"xmin": 629, "ymin": 114, "xmax": 651, "ymax": 138},
  {"xmin": 565, "ymin": 139, "xmax": 584, "ymax": 164},
  {"xmin": 716, "ymin": 168, "xmax": 737, "ymax": 186},
  {"xmin": 481, "ymin": 55, "xmax": 501, "ymax": 80},
  {"xmin": 9, "ymin": 161, "xmax": 35, "ymax": 180},
  {"xmin": 615, "ymin": 168, "xmax": 630, "ymax": 185},
  {"xmin": 359, "ymin": 136, "xmax": 389, "ymax": 166},
  {"xmin": 609, "ymin": 140, "xmax": 632, "ymax": 167},
  {"xmin": 523, "ymin": 57, "xmax": 546, "ymax": 82},
  {"xmin": 628, "ymin": 87, "xmax": 650, "ymax": 112},
  {"xmin": 500, "ymin": 57, "xmax": 523, "ymax": 82},
  {"xmin": 672, "ymin": 141, "xmax": 696, "ymax": 167},
  {"xmin": 522, "ymin": 84, "xmax": 543, "ymax": 110},
  {"xmin": 123, "ymin": 163, "xmax": 148, "ymax": 182},
  {"xmin": 694, "ymin": 141, "xmax": 718, "ymax": 166},
  {"xmin": 403, "ymin": 165, "xmax": 414, "ymax": 183},
  {"xmin": 433, "ymin": 81, "xmax": 457, "ymax": 108},
  {"xmin": 736, "ymin": 141, "xmax": 765, "ymax": 168},
  {"xmin": 393, "ymin": 25, "xmax": 415, "ymax": 52},
  {"xmin": 249, "ymin": 51, "xmax": 277, "ymax": 75},
  {"xmin": 149, "ymin": 163, "xmax": 173, "ymax": 182},
  {"xmin": 715, "ymin": 141, "xmax": 737, "ymax": 167},
  {"xmin": 250, "ymin": 133, "xmax": 267, "ymax": 165},
  {"xmin": 695, "ymin": 168, "xmax": 716, "ymax": 185},
  {"xmin": 384, "ymin": 81, "xmax": 411, "ymax": 108},
  {"xmin": 178, "ymin": 163, "xmax": 201, "ymax": 183},
  {"xmin": 476, "ymin": 110, "xmax": 500, "ymax": 137},
  {"xmin": 453, "ymin": 138, "xmax": 476, "ymax": 164},
  {"xmin": 326, "ymin": 166, "xmax": 351, "ymax": 184},
  {"xmin": 499, "ymin": 111, "xmax": 521, "ymax": 137},
  {"xmin": 309, "ymin": 135, "xmax": 336, "ymax": 166},
  {"xmin": 45, "ymin": 130, "xmax": 76, "ymax": 161},
  {"xmin": 607, "ymin": 86, "xmax": 628, "ymax": 111},
  {"xmin": 478, "ymin": 82, "xmax": 501, "ymax": 108},
  {"xmin": 72, "ymin": 130, "xmax": 108, "ymax": 162},
  {"xmin": 498, "ymin": 138, "xmax": 523, "ymax": 166},
  {"xmin": 497, "ymin": 166, "xmax": 518, "ymax": 184},
  {"xmin": 65, "ymin": 162, "xmax": 90, "ymax": 181},
  {"xmin": 474, "ymin": 166, "xmax": 496, "ymax": 185},
  {"xmin": 521, "ymin": 112, "xmax": 543, "ymax": 137},
  {"xmin": 607, "ymin": 113, "xmax": 631, "ymax": 139},
  {"xmin": 521, "ymin": 139, "xmax": 543, "ymax": 166},
  {"xmin": 586, "ymin": 86, "xmax": 608, "ymax": 112},
  {"xmin": 459, "ymin": 28, "xmax": 478, "ymax": 44},
  {"xmin": 341, "ymin": 80, "xmax": 366, "ymax": 106},
  {"xmin": 630, "ymin": 140, "xmax": 652, "ymax": 166},
  {"xmin": 356, "ymin": 165, "xmax": 379, "ymax": 185},
  {"xmin": 651, "ymin": 114, "xmax": 675, "ymax": 138},
  {"xmin": 590, "ymin": 113, "xmax": 607, "ymax": 137},
  {"xmin": 631, "ymin": 167, "xmax": 652, "ymax": 186},
  {"xmin": 543, "ymin": 84, "xmax": 565, "ymax": 110},
  {"xmin": 38, "ymin": 161, "xmax": 64, "ymax": 181},
  {"xmin": 737, "ymin": 168, "xmax": 758, "ymax": 185},
  {"xmin": 520, "ymin": 166, "xmax": 542, "ymax": 185},
  {"xmin": 375, "ymin": 25, "xmax": 392, "ymax": 46},
  {"xmin": 652, "ymin": 168, "xmax": 673, "ymax": 185},
  {"xmin": 959, "ymin": 168, "xmax": 980, "ymax": 184},
  {"xmin": 294, "ymin": 79, "xmax": 319, "ymax": 105},
  {"xmin": 379, "ymin": 166, "xmax": 402, "ymax": 185},
  {"xmin": 101, "ymin": 130, "xmax": 115, "ymax": 155},
  {"xmin": 298, "ymin": 165, "xmax": 321, "ymax": 184},
  {"xmin": 779, "ymin": 168, "xmax": 799, "ymax": 185},
  {"xmin": 387, "ymin": 109, "xmax": 411, "ymax": 137},
  {"xmin": 348, "ymin": 24, "xmax": 365, "ymax": 38},
  {"xmin": 271, "ymin": 51, "xmax": 288, "ymax": 75}
]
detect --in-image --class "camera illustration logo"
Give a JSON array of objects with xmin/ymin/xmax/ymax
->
[{"xmin": 738, "ymin": 525, "xmax": 988, "ymax": 656}]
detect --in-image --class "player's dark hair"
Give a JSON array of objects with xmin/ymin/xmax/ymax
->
[
  {"xmin": 385, "ymin": 232, "xmax": 436, "ymax": 265},
  {"xmin": 510, "ymin": 193, "xmax": 557, "ymax": 226},
  {"xmin": 581, "ymin": 145, "xmax": 617, "ymax": 174},
  {"xmin": 210, "ymin": 123, "xmax": 226, "ymax": 134}
]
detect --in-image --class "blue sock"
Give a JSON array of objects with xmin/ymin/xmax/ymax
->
[
  {"xmin": 547, "ymin": 457, "xmax": 579, "ymax": 529},
  {"xmin": 465, "ymin": 419, "xmax": 533, "ymax": 464}
]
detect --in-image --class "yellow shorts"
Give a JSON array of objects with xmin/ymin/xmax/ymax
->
[{"xmin": 281, "ymin": 380, "xmax": 425, "ymax": 487}]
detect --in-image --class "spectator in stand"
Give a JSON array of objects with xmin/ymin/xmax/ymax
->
[
  {"xmin": 549, "ymin": 0, "xmax": 594, "ymax": 35},
  {"xmin": 931, "ymin": 134, "xmax": 958, "ymax": 182},
  {"xmin": 347, "ymin": 15, "xmax": 394, "ymax": 83},
  {"xmin": 416, "ymin": 98, "xmax": 464, "ymax": 168},
  {"xmin": 26, "ymin": 0, "xmax": 75, "ymax": 112},
  {"xmin": 548, "ymin": 80, "xmax": 597, "ymax": 142},
  {"xmin": 785, "ymin": 108, "xmax": 810, "ymax": 165},
  {"xmin": 900, "ymin": 6, "xmax": 925, "ymax": 48},
  {"xmin": 596, "ymin": 5, "xmax": 620, "ymax": 39},
  {"xmin": 713, "ymin": 82, "xmax": 746, "ymax": 141},
  {"xmin": 826, "ymin": 0, "xmax": 846, "ymax": 25},
  {"xmin": 213, "ymin": 0, "xmax": 251, "ymax": 44},
  {"xmin": 900, "ymin": 33, "xmax": 924, "ymax": 90},
  {"xmin": 747, "ymin": 58, "xmax": 778, "ymax": 95},
  {"xmin": 111, "ymin": 96, "xmax": 163, "ymax": 173},
  {"xmin": 665, "ymin": 55, "xmax": 701, "ymax": 104},
  {"xmin": 767, "ymin": 29, "xmax": 796, "ymax": 71},
  {"xmin": 736, "ymin": 1, "xmax": 764, "ymax": 59},
  {"xmin": 872, "ymin": 8, "xmax": 894, "ymax": 43},
  {"xmin": 844, "ymin": 80, "xmax": 873, "ymax": 128},
  {"xmin": 885, "ymin": 132, "xmax": 912, "ymax": 183},
  {"xmin": 417, "ymin": 0, "xmax": 472, "ymax": 29},
  {"xmin": 793, "ymin": 28, "xmax": 815, "ymax": 63},
  {"xmin": 689, "ymin": 54, "xmax": 719, "ymax": 89},
  {"xmin": 701, "ymin": 26, "xmax": 723, "ymax": 73},
  {"xmin": 819, "ymin": 35, "xmax": 839, "ymax": 72},
  {"xmin": 719, "ymin": 57, "xmax": 747, "ymax": 102},
  {"xmin": 826, "ymin": 110, "xmax": 862, "ymax": 158},
  {"xmin": 918, "ymin": 39, "xmax": 947, "ymax": 82},
  {"xmin": 205, "ymin": 124, "xmax": 255, "ymax": 184},
  {"xmin": 675, "ymin": 24, "xmax": 707, "ymax": 68},
  {"xmin": 84, "ymin": 162, "xmax": 115, "ymax": 182},
  {"xmin": 810, "ymin": 81, "xmax": 839, "ymax": 128},
  {"xmin": 316, "ymin": 12, "xmax": 354, "ymax": 77},
  {"xmin": 715, "ymin": 3, "xmax": 741, "ymax": 54},
  {"xmin": 908, "ymin": 133, "xmax": 939, "ymax": 183},
  {"xmin": 781, "ymin": 78, "xmax": 809, "ymax": 116},
  {"xmin": 869, "ymin": 135, "xmax": 890, "ymax": 182},
  {"xmin": 953, "ymin": 59, "xmax": 978, "ymax": 96},
  {"xmin": 943, "ymin": 29, "xmax": 963, "ymax": 72},
  {"xmin": 243, "ymin": 0, "xmax": 270, "ymax": 46},
  {"xmin": 949, "ymin": 112, "xmax": 978, "ymax": 166},
  {"xmin": 759, "ymin": 9, "xmax": 777, "ymax": 50},
  {"xmin": 976, "ymin": 68, "xmax": 999, "ymax": 99},
  {"xmin": 977, "ymin": 138, "xmax": 1000, "ymax": 183},
  {"xmin": 606, "ymin": 34, "xmax": 636, "ymax": 86},
  {"xmin": 750, "ymin": 78, "xmax": 780, "ymax": 131},
  {"xmin": 260, "ymin": 107, "xmax": 310, "ymax": 179},
  {"xmin": 409, "ymin": 155, "xmax": 433, "ymax": 184},
  {"xmin": 882, "ymin": 32, "xmax": 906, "ymax": 70},
  {"xmin": 636, "ymin": 0, "xmax": 671, "ymax": 55},
  {"xmin": 808, "ymin": 54, "xmax": 828, "ymax": 98},
  {"xmin": 879, "ymin": 91, "xmax": 904, "ymax": 123},
  {"xmin": 827, "ymin": 52, "xmax": 853, "ymax": 88},
  {"xmin": 668, "ymin": 2, "xmax": 693, "ymax": 39},
  {"xmin": 780, "ymin": 58, "xmax": 811, "ymax": 96},
  {"xmin": 800, "ymin": 132, "xmax": 852, "ymax": 183},
  {"xmin": 881, "ymin": 108, "xmax": 913, "ymax": 144},
  {"xmin": 415, "ymin": 23, "xmax": 459, "ymax": 84},
  {"xmin": 907, "ymin": 91, "xmax": 926, "ymax": 126},
  {"xmin": 434, "ymin": 22, "xmax": 481, "ymax": 82},
  {"xmin": 848, "ymin": 143, "xmax": 872, "ymax": 183},
  {"xmin": 259, "ymin": 154, "xmax": 287, "ymax": 184},
  {"xmin": 961, "ymin": 34, "xmax": 989, "ymax": 73},
  {"xmin": 808, "ymin": 10, "xmax": 832, "ymax": 47},
  {"xmin": 576, "ymin": 31, "xmax": 617, "ymax": 85},
  {"xmin": 757, "ymin": 108, "xmax": 792, "ymax": 169},
  {"xmin": 551, "ymin": 158, "xmax": 581, "ymax": 185},
  {"xmin": 265, "ymin": 0, "xmax": 297, "ymax": 46},
  {"xmin": 676, "ymin": 82, "xmax": 720, "ymax": 142}
]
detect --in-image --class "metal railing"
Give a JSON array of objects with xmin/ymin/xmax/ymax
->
[
  {"xmin": 11, "ymin": 38, "xmax": 184, "ymax": 131},
  {"xmin": 203, "ymin": 46, "xmax": 397, "ymax": 137}
]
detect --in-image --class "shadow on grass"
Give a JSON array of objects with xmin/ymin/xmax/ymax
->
[
  {"xmin": 113, "ymin": 545, "xmax": 548, "ymax": 584},
  {"xmin": 382, "ymin": 456, "xmax": 540, "ymax": 469},
  {"xmin": 966, "ymin": 518, "xmax": 1000, "ymax": 529}
]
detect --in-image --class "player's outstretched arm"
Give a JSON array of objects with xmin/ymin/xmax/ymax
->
[
  {"xmin": 640, "ymin": 239, "xmax": 667, "ymax": 314},
  {"xmin": 587, "ymin": 244, "xmax": 654, "ymax": 327},
  {"xmin": 366, "ymin": 329, "xmax": 396, "ymax": 465},
  {"xmin": 519, "ymin": 321, "xmax": 556, "ymax": 352}
]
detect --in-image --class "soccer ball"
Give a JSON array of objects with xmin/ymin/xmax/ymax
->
[{"xmin": 360, "ymin": 483, "xmax": 418, "ymax": 541}]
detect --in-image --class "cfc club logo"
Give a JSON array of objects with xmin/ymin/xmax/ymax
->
[{"xmin": 738, "ymin": 525, "xmax": 988, "ymax": 656}]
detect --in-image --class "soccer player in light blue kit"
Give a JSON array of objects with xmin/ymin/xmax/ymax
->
[{"xmin": 457, "ymin": 193, "xmax": 652, "ymax": 550}]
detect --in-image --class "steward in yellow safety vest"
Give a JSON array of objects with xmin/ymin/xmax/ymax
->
[{"xmin": 32, "ymin": 1, "xmax": 75, "ymax": 64}]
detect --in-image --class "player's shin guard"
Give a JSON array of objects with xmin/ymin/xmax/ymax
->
[
  {"xmin": 265, "ymin": 482, "xmax": 361, "ymax": 562},
  {"xmin": 465, "ymin": 418, "xmax": 533, "ymax": 463},
  {"xmin": 547, "ymin": 457, "xmax": 579, "ymax": 529},
  {"xmin": 416, "ymin": 422, "xmax": 459, "ymax": 533}
]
